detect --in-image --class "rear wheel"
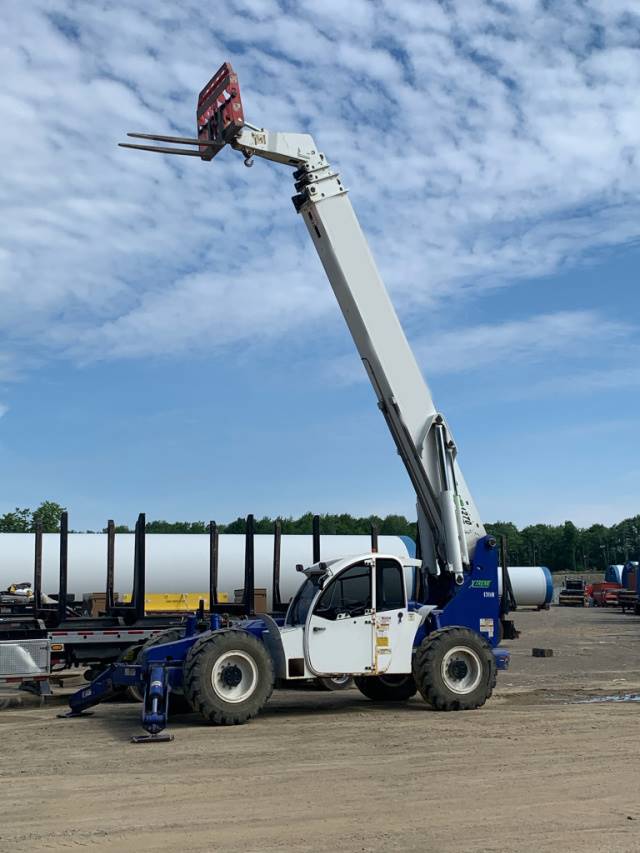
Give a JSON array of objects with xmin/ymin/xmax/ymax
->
[
  {"xmin": 412, "ymin": 627, "xmax": 496, "ymax": 711},
  {"xmin": 354, "ymin": 674, "xmax": 417, "ymax": 702},
  {"xmin": 184, "ymin": 630, "xmax": 274, "ymax": 725}
]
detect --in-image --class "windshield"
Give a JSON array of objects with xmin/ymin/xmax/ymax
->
[{"xmin": 286, "ymin": 576, "xmax": 323, "ymax": 626}]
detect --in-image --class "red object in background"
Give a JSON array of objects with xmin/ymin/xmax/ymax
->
[{"xmin": 588, "ymin": 581, "xmax": 622, "ymax": 607}]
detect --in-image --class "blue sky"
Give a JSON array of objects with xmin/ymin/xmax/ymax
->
[{"xmin": 1, "ymin": 0, "xmax": 639, "ymax": 531}]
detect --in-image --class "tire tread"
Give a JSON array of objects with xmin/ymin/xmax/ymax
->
[
  {"xmin": 184, "ymin": 629, "xmax": 274, "ymax": 725},
  {"xmin": 412, "ymin": 626, "xmax": 496, "ymax": 711}
]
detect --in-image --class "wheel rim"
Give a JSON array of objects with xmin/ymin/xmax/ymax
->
[
  {"xmin": 328, "ymin": 675, "xmax": 351, "ymax": 686},
  {"xmin": 211, "ymin": 651, "xmax": 258, "ymax": 703},
  {"xmin": 441, "ymin": 646, "xmax": 483, "ymax": 695}
]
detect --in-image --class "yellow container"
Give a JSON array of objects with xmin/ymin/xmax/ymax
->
[{"xmin": 120, "ymin": 592, "xmax": 229, "ymax": 612}]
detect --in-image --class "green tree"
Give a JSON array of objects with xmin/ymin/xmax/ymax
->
[
  {"xmin": 145, "ymin": 519, "xmax": 208, "ymax": 534},
  {"xmin": 6, "ymin": 504, "xmax": 640, "ymax": 572},
  {"xmin": 223, "ymin": 516, "xmax": 250, "ymax": 534},
  {"xmin": 0, "ymin": 507, "xmax": 32, "ymax": 532},
  {"xmin": 31, "ymin": 501, "xmax": 67, "ymax": 533},
  {"xmin": 560, "ymin": 521, "xmax": 579, "ymax": 571}
]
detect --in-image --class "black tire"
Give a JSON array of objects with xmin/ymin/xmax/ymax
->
[
  {"xmin": 412, "ymin": 626, "xmax": 496, "ymax": 711},
  {"xmin": 354, "ymin": 674, "xmax": 417, "ymax": 702},
  {"xmin": 126, "ymin": 627, "xmax": 192, "ymax": 713},
  {"xmin": 317, "ymin": 675, "xmax": 354, "ymax": 692},
  {"xmin": 184, "ymin": 629, "xmax": 274, "ymax": 725}
]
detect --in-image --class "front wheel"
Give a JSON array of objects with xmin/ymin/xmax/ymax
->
[
  {"xmin": 354, "ymin": 674, "xmax": 417, "ymax": 702},
  {"xmin": 184, "ymin": 630, "xmax": 274, "ymax": 725},
  {"xmin": 412, "ymin": 627, "xmax": 496, "ymax": 711}
]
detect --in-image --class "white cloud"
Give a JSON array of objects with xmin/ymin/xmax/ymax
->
[
  {"xmin": 414, "ymin": 310, "xmax": 631, "ymax": 376},
  {"xmin": 1, "ymin": 1, "xmax": 639, "ymax": 366},
  {"xmin": 327, "ymin": 309, "xmax": 634, "ymax": 385},
  {"xmin": 0, "ymin": 353, "xmax": 20, "ymax": 383},
  {"xmin": 0, "ymin": 404, "xmax": 7, "ymax": 419},
  {"xmin": 66, "ymin": 244, "xmax": 334, "ymax": 360},
  {"xmin": 523, "ymin": 364, "xmax": 640, "ymax": 399}
]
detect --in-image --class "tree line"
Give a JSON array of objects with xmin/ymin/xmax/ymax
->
[
  {"xmin": 0, "ymin": 502, "xmax": 67, "ymax": 534},
  {"xmin": 1, "ymin": 502, "xmax": 638, "ymax": 573}
]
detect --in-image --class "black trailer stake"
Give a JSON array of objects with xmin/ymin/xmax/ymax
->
[
  {"xmin": 244, "ymin": 514, "xmax": 256, "ymax": 615},
  {"xmin": 133, "ymin": 513, "xmax": 146, "ymax": 621},
  {"xmin": 33, "ymin": 520, "xmax": 43, "ymax": 612},
  {"xmin": 57, "ymin": 512, "xmax": 69, "ymax": 623},
  {"xmin": 370, "ymin": 523, "xmax": 379, "ymax": 554},
  {"xmin": 106, "ymin": 520, "xmax": 115, "ymax": 613},
  {"xmin": 209, "ymin": 520, "xmax": 219, "ymax": 610},
  {"xmin": 272, "ymin": 520, "xmax": 287, "ymax": 613},
  {"xmin": 312, "ymin": 514, "xmax": 321, "ymax": 564}
]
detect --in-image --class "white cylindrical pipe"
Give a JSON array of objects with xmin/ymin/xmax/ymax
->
[
  {"xmin": 604, "ymin": 564, "xmax": 624, "ymax": 584},
  {"xmin": 0, "ymin": 533, "xmax": 412, "ymax": 609},
  {"xmin": 1, "ymin": 533, "xmax": 554, "ymax": 609},
  {"xmin": 500, "ymin": 566, "xmax": 554, "ymax": 608}
]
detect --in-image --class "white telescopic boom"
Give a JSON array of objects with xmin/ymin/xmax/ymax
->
[
  {"xmin": 230, "ymin": 128, "xmax": 484, "ymax": 581},
  {"xmin": 121, "ymin": 64, "xmax": 486, "ymax": 582}
]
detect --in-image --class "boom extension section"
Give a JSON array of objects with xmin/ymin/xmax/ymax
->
[{"xmin": 119, "ymin": 62, "xmax": 486, "ymax": 589}]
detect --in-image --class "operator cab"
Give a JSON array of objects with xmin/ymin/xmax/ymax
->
[{"xmin": 284, "ymin": 554, "xmax": 422, "ymax": 677}]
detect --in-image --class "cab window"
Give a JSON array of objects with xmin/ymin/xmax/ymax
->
[
  {"xmin": 286, "ymin": 576, "xmax": 322, "ymax": 626},
  {"xmin": 376, "ymin": 558, "xmax": 405, "ymax": 611},
  {"xmin": 313, "ymin": 562, "xmax": 371, "ymax": 621}
]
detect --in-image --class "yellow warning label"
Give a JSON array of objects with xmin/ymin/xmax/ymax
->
[{"xmin": 376, "ymin": 637, "xmax": 390, "ymax": 647}]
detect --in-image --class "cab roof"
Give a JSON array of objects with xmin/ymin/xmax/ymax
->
[{"xmin": 302, "ymin": 553, "xmax": 420, "ymax": 580}]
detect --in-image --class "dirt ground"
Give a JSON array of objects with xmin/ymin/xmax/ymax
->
[{"xmin": 2, "ymin": 605, "xmax": 640, "ymax": 853}]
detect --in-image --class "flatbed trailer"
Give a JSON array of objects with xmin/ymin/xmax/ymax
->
[
  {"xmin": 558, "ymin": 577, "xmax": 586, "ymax": 607},
  {"xmin": 0, "ymin": 514, "xmax": 208, "ymax": 678},
  {"xmin": 0, "ymin": 615, "xmax": 52, "ymax": 696},
  {"xmin": 2, "ymin": 512, "xmax": 360, "ymax": 688},
  {"xmin": 618, "ymin": 589, "xmax": 638, "ymax": 613}
]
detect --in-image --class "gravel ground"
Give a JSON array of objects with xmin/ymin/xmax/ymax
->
[{"xmin": 1, "ymin": 605, "xmax": 639, "ymax": 853}]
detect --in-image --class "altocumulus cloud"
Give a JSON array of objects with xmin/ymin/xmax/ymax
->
[
  {"xmin": 327, "ymin": 309, "xmax": 634, "ymax": 385},
  {"xmin": 1, "ymin": 0, "xmax": 639, "ymax": 371}
]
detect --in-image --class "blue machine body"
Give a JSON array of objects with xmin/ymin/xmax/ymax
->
[
  {"xmin": 625, "ymin": 562, "xmax": 640, "ymax": 593},
  {"xmin": 66, "ymin": 537, "xmax": 510, "ymax": 739},
  {"xmin": 409, "ymin": 535, "xmax": 505, "ymax": 648},
  {"xmin": 542, "ymin": 566, "xmax": 554, "ymax": 606}
]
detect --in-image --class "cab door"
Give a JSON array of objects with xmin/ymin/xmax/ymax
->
[
  {"xmin": 305, "ymin": 561, "xmax": 375, "ymax": 675},
  {"xmin": 374, "ymin": 557, "xmax": 419, "ymax": 674}
]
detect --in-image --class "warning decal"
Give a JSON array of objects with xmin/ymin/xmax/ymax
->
[{"xmin": 479, "ymin": 618, "xmax": 494, "ymax": 638}]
